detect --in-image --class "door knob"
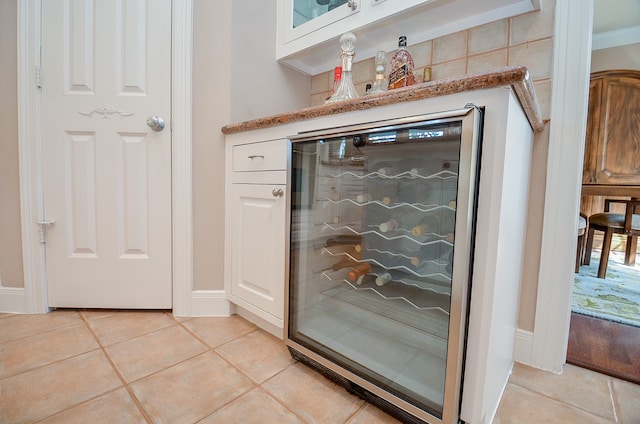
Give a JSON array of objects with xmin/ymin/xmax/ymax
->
[
  {"xmin": 146, "ymin": 116, "xmax": 165, "ymax": 131},
  {"xmin": 272, "ymin": 188, "xmax": 284, "ymax": 197}
]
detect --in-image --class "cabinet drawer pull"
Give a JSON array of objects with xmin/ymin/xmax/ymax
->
[
  {"xmin": 248, "ymin": 155, "xmax": 264, "ymax": 159},
  {"xmin": 272, "ymin": 188, "xmax": 284, "ymax": 197},
  {"xmin": 347, "ymin": 0, "xmax": 358, "ymax": 11}
]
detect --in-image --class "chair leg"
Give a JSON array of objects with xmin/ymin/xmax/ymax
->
[
  {"xmin": 598, "ymin": 228, "xmax": 614, "ymax": 279},
  {"xmin": 584, "ymin": 228, "xmax": 595, "ymax": 266},
  {"xmin": 624, "ymin": 235, "xmax": 637, "ymax": 266},
  {"xmin": 575, "ymin": 233, "xmax": 583, "ymax": 273}
]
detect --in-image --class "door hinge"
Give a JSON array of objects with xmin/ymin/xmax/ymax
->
[
  {"xmin": 37, "ymin": 220, "xmax": 55, "ymax": 244},
  {"xmin": 35, "ymin": 66, "xmax": 42, "ymax": 88}
]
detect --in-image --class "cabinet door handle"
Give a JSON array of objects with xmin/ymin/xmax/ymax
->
[
  {"xmin": 272, "ymin": 188, "xmax": 284, "ymax": 197},
  {"xmin": 347, "ymin": 0, "xmax": 358, "ymax": 11},
  {"xmin": 248, "ymin": 155, "xmax": 264, "ymax": 159}
]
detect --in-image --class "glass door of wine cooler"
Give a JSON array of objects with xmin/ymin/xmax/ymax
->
[{"xmin": 286, "ymin": 108, "xmax": 482, "ymax": 424}]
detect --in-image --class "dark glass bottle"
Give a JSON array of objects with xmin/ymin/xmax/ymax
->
[{"xmin": 387, "ymin": 36, "xmax": 416, "ymax": 90}]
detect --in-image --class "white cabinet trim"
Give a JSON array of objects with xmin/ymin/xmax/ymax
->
[{"xmin": 528, "ymin": 0, "xmax": 593, "ymax": 372}]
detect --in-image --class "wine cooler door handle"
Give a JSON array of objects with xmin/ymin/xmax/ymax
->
[{"xmin": 272, "ymin": 188, "xmax": 284, "ymax": 197}]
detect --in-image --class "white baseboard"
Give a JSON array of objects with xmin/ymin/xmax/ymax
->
[
  {"xmin": 0, "ymin": 287, "xmax": 27, "ymax": 313},
  {"xmin": 0, "ymin": 288, "xmax": 232, "ymax": 317},
  {"xmin": 513, "ymin": 328, "xmax": 534, "ymax": 365},
  {"xmin": 188, "ymin": 290, "xmax": 233, "ymax": 317}
]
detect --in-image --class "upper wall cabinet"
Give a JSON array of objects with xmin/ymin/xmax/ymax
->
[
  {"xmin": 582, "ymin": 70, "xmax": 640, "ymax": 186},
  {"xmin": 277, "ymin": 0, "xmax": 540, "ymax": 75}
]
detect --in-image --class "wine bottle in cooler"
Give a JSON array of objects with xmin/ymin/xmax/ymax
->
[
  {"xmin": 377, "ymin": 208, "xmax": 421, "ymax": 233},
  {"xmin": 359, "ymin": 182, "xmax": 399, "ymax": 206},
  {"xmin": 313, "ymin": 255, "xmax": 354, "ymax": 274},
  {"xmin": 332, "ymin": 257, "xmax": 355, "ymax": 271},
  {"xmin": 412, "ymin": 209, "xmax": 455, "ymax": 237},
  {"xmin": 381, "ymin": 182, "xmax": 402, "ymax": 206},
  {"xmin": 367, "ymin": 160, "xmax": 398, "ymax": 177},
  {"xmin": 393, "ymin": 157, "xmax": 426, "ymax": 178},
  {"xmin": 409, "ymin": 158, "xmax": 454, "ymax": 178},
  {"xmin": 347, "ymin": 263, "xmax": 372, "ymax": 282},
  {"xmin": 375, "ymin": 272, "xmax": 393, "ymax": 286},
  {"xmin": 332, "ymin": 243, "xmax": 363, "ymax": 260},
  {"xmin": 410, "ymin": 242, "xmax": 453, "ymax": 267}
]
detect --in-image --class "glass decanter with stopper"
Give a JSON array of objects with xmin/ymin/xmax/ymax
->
[
  {"xmin": 367, "ymin": 51, "xmax": 388, "ymax": 95},
  {"xmin": 326, "ymin": 32, "xmax": 359, "ymax": 103}
]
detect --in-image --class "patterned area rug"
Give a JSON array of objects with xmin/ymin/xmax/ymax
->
[{"xmin": 573, "ymin": 250, "xmax": 640, "ymax": 327}]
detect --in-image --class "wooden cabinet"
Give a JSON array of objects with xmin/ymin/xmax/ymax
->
[
  {"xmin": 225, "ymin": 138, "xmax": 289, "ymax": 335},
  {"xmin": 581, "ymin": 70, "xmax": 640, "ymax": 216},
  {"xmin": 583, "ymin": 70, "xmax": 640, "ymax": 186},
  {"xmin": 277, "ymin": 0, "xmax": 539, "ymax": 75}
]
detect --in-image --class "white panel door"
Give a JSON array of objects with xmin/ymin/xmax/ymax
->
[
  {"xmin": 230, "ymin": 183, "xmax": 286, "ymax": 321},
  {"xmin": 42, "ymin": 0, "xmax": 172, "ymax": 308}
]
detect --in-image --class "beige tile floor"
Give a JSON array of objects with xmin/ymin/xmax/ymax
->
[{"xmin": 0, "ymin": 310, "xmax": 638, "ymax": 423}]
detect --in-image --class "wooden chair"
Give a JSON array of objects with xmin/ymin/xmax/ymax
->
[{"xmin": 584, "ymin": 199, "xmax": 640, "ymax": 278}]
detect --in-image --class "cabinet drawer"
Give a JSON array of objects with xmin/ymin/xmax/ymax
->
[{"xmin": 233, "ymin": 140, "xmax": 287, "ymax": 172}]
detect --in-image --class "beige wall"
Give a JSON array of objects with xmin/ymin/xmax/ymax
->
[
  {"xmin": 591, "ymin": 43, "xmax": 640, "ymax": 72},
  {"xmin": 191, "ymin": 0, "xmax": 231, "ymax": 291},
  {"xmin": 193, "ymin": 0, "xmax": 310, "ymax": 291},
  {"xmin": 229, "ymin": 0, "xmax": 310, "ymax": 123},
  {"xmin": 310, "ymin": 0, "xmax": 556, "ymax": 331},
  {"xmin": 0, "ymin": 0, "xmax": 23, "ymax": 289}
]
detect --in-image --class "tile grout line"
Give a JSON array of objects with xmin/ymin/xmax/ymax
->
[
  {"xmin": 175, "ymin": 319, "xmax": 312, "ymax": 423},
  {"xmin": 160, "ymin": 315, "xmax": 305, "ymax": 423},
  {"xmin": 510, "ymin": 380, "xmax": 618, "ymax": 422},
  {"xmin": 206, "ymin": 332, "xmax": 308, "ymax": 422},
  {"xmin": 0, "ymin": 310, "xmax": 84, "ymax": 344},
  {"xmin": 606, "ymin": 377, "xmax": 621, "ymax": 424},
  {"xmin": 0, "ymin": 322, "xmax": 102, "ymax": 382},
  {"xmin": 250, "ymin": 382, "xmax": 313, "ymax": 424},
  {"xmin": 77, "ymin": 310, "xmax": 155, "ymax": 424},
  {"xmin": 30, "ymin": 387, "xmax": 126, "ymax": 424}
]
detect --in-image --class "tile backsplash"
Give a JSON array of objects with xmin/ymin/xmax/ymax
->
[{"xmin": 310, "ymin": 1, "xmax": 554, "ymax": 120}]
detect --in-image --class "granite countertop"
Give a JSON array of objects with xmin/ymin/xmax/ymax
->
[{"xmin": 221, "ymin": 65, "xmax": 545, "ymax": 135}]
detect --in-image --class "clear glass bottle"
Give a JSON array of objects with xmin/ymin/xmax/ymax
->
[
  {"xmin": 387, "ymin": 36, "xmax": 416, "ymax": 90},
  {"xmin": 367, "ymin": 51, "xmax": 388, "ymax": 95},
  {"xmin": 326, "ymin": 32, "xmax": 359, "ymax": 103}
]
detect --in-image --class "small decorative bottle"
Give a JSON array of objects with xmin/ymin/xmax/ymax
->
[
  {"xmin": 325, "ymin": 66, "xmax": 342, "ymax": 101},
  {"xmin": 387, "ymin": 36, "xmax": 416, "ymax": 90},
  {"xmin": 367, "ymin": 51, "xmax": 388, "ymax": 95},
  {"xmin": 326, "ymin": 32, "xmax": 359, "ymax": 103}
]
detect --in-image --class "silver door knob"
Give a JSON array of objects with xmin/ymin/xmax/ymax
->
[
  {"xmin": 146, "ymin": 116, "xmax": 165, "ymax": 131},
  {"xmin": 272, "ymin": 188, "xmax": 284, "ymax": 197}
]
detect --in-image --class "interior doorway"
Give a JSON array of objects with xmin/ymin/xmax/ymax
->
[
  {"xmin": 17, "ymin": 0, "xmax": 194, "ymax": 315},
  {"xmin": 41, "ymin": 0, "xmax": 173, "ymax": 309},
  {"xmin": 568, "ymin": 0, "xmax": 640, "ymax": 384}
]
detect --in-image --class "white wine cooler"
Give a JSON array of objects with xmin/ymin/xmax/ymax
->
[{"xmin": 286, "ymin": 106, "xmax": 484, "ymax": 423}]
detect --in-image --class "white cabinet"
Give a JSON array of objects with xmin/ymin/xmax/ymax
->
[
  {"xmin": 277, "ymin": 0, "xmax": 539, "ymax": 75},
  {"xmin": 224, "ymin": 84, "xmax": 538, "ymax": 421},
  {"xmin": 229, "ymin": 183, "xmax": 286, "ymax": 323},
  {"xmin": 225, "ymin": 137, "xmax": 289, "ymax": 336}
]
